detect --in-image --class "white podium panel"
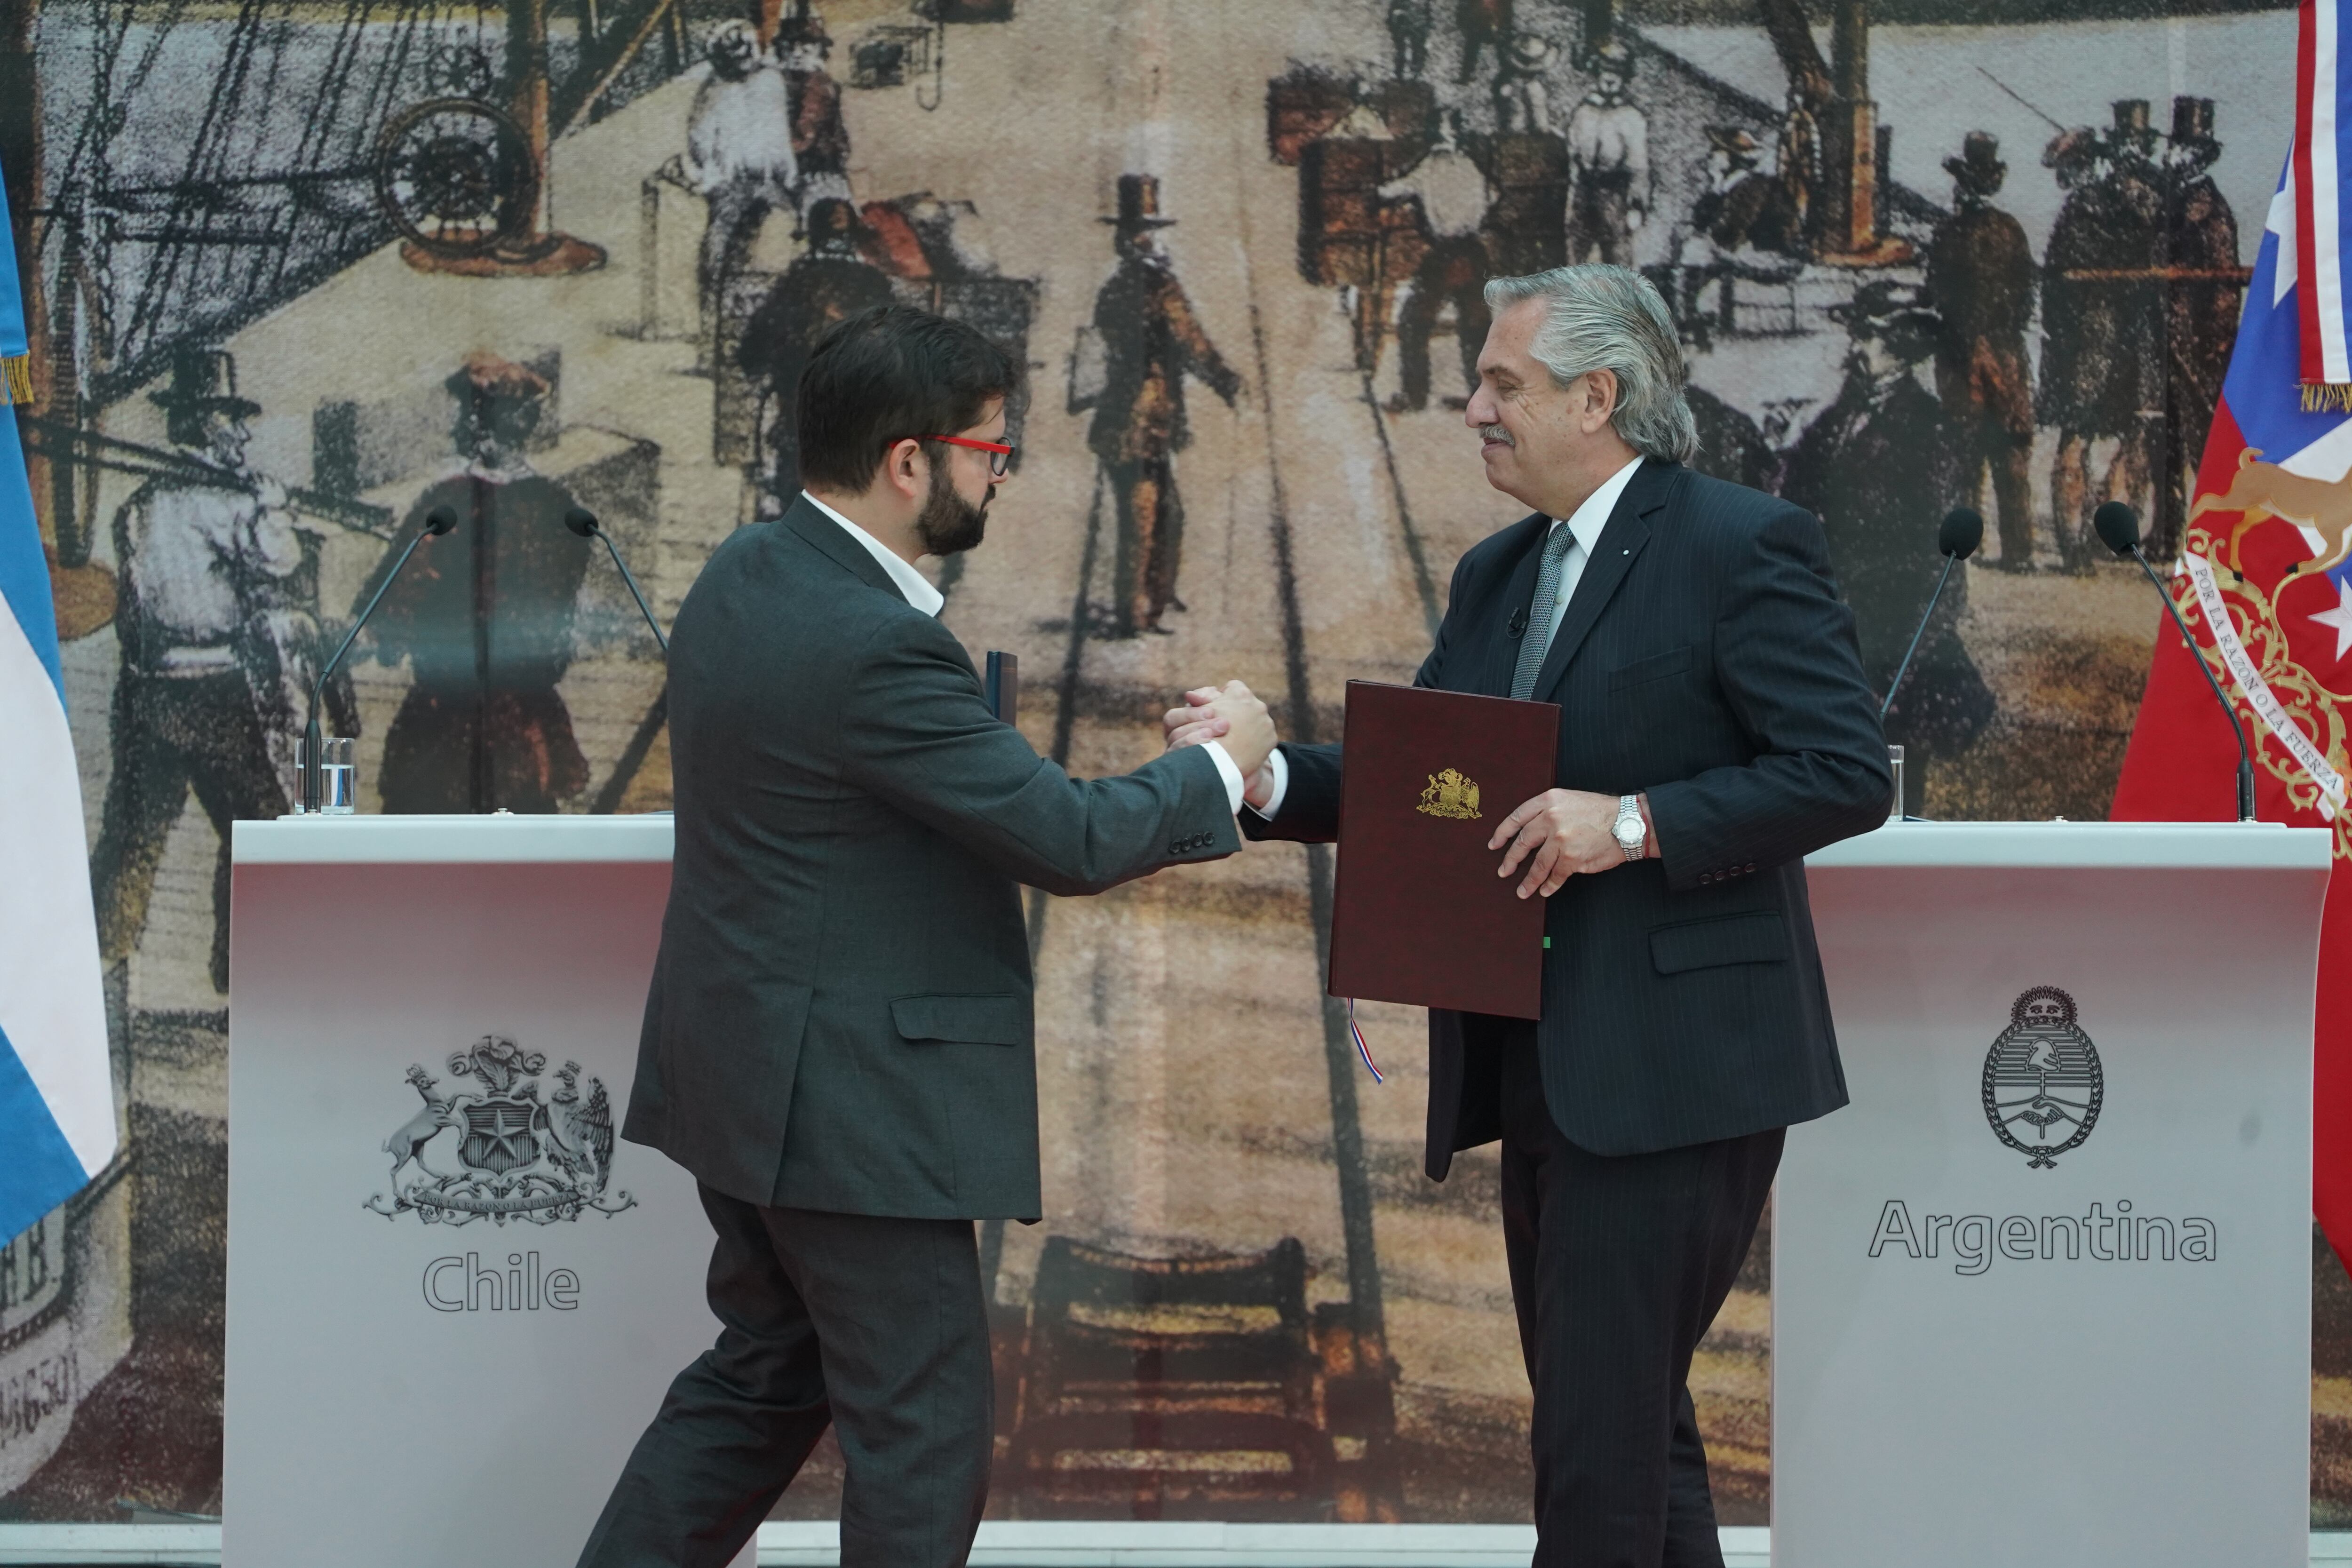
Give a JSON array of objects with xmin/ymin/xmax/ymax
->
[
  {"xmin": 1779, "ymin": 822, "xmax": 2331, "ymax": 1568},
  {"xmin": 224, "ymin": 819, "xmax": 2328, "ymax": 1567},
  {"xmin": 223, "ymin": 818, "xmax": 753, "ymax": 1568}
]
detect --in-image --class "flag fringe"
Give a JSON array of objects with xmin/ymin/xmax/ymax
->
[
  {"xmin": 2301, "ymin": 381, "xmax": 2352, "ymax": 412},
  {"xmin": 0, "ymin": 354, "xmax": 30, "ymax": 407}
]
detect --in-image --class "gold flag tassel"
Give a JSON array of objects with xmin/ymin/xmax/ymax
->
[
  {"xmin": 2300, "ymin": 382, "xmax": 2352, "ymax": 413},
  {"xmin": 0, "ymin": 352, "xmax": 30, "ymax": 407}
]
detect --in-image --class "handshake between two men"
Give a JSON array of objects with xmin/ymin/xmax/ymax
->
[{"xmin": 1158, "ymin": 679, "xmax": 1660, "ymax": 897}]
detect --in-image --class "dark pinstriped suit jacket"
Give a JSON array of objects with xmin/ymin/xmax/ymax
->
[{"xmin": 1248, "ymin": 460, "xmax": 1891, "ymax": 1176}]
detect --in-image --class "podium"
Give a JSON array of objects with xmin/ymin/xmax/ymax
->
[
  {"xmin": 223, "ymin": 816, "xmax": 2330, "ymax": 1565},
  {"xmin": 1780, "ymin": 821, "xmax": 2330, "ymax": 1568},
  {"xmin": 222, "ymin": 817, "xmax": 759, "ymax": 1568}
]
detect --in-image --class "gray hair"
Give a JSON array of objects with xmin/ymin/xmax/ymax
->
[{"xmin": 1482, "ymin": 264, "xmax": 1698, "ymax": 464}]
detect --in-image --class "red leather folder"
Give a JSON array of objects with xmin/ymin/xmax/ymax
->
[{"xmin": 1327, "ymin": 681, "xmax": 1559, "ymax": 1020}]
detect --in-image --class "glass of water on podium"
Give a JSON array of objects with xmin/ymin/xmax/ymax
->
[
  {"xmin": 1886, "ymin": 744, "xmax": 1905, "ymax": 823},
  {"xmin": 296, "ymin": 736, "xmax": 357, "ymax": 815}
]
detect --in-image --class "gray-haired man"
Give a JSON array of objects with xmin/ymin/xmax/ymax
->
[{"xmin": 1173, "ymin": 265, "xmax": 1888, "ymax": 1564}]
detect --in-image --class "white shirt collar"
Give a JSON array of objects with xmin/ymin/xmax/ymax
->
[
  {"xmin": 801, "ymin": 491, "xmax": 946, "ymax": 618},
  {"xmin": 1549, "ymin": 454, "xmax": 1643, "ymax": 556}
]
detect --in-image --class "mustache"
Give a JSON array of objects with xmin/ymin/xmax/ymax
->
[{"xmin": 1478, "ymin": 423, "xmax": 1515, "ymax": 446}]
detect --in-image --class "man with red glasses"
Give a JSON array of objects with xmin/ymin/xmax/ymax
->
[{"xmin": 576, "ymin": 303, "xmax": 1274, "ymax": 1568}]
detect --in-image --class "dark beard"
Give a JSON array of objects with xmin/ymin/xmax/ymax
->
[{"xmin": 914, "ymin": 460, "xmax": 990, "ymax": 556}]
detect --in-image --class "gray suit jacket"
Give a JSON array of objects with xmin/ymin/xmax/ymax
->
[{"xmin": 623, "ymin": 497, "xmax": 1240, "ymax": 1219}]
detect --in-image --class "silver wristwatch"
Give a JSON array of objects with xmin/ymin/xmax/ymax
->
[{"xmin": 1612, "ymin": 794, "xmax": 1646, "ymax": 862}]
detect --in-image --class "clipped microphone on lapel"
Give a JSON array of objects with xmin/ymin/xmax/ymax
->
[{"xmin": 1507, "ymin": 605, "xmax": 1528, "ymax": 638}]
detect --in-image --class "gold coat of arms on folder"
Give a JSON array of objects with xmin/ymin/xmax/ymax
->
[{"xmin": 1416, "ymin": 768, "xmax": 1482, "ymax": 820}]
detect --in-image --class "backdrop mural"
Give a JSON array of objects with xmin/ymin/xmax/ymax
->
[{"xmin": 5, "ymin": 0, "xmax": 2347, "ymax": 1529}]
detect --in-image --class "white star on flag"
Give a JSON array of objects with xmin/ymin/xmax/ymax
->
[{"xmin": 2311, "ymin": 573, "xmax": 2352, "ymax": 662}]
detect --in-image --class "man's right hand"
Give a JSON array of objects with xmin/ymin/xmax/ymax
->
[{"xmin": 1163, "ymin": 681, "xmax": 1277, "ymax": 780}]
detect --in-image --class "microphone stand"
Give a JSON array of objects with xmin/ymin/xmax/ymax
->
[
  {"xmin": 567, "ymin": 509, "xmax": 667, "ymax": 653},
  {"xmin": 2124, "ymin": 544, "xmax": 2258, "ymax": 822},
  {"xmin": 302, "ymin": 509, "xmax": 454, "ymax": 813},
  {"xmin": 1879, "ymin": 551, "xmax": 1961, "ymax": 724}
]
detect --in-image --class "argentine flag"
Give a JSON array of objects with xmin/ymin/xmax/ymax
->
[{"xmin": 0, "ymin": 159, "xmax": 116, "ymax": 1243}]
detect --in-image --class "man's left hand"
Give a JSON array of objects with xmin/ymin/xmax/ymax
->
[{"xmin": 1489, "ymin": 789, "xmax": 1652, "ymax": 898}]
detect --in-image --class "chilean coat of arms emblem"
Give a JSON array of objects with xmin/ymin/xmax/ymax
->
[
  {"xmin": 1416, "ymin": 767, "xmax": 1482, "ymax": 820},
  {"xmin": 364, "ymin": 1035, "xmax": 636, "ymax": 1225},
  {"xmin": 1980, "ymin": 986, "xmax": 2105, "ymax": 1169}
]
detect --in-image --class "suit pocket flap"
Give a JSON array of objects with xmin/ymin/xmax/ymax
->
[
  {"xmin": 891, "ymin": 993, "xmax": 1028, "ymax": 1046},
  {"xmin": 1608, "ymin": 644, "xmax": 1693, "ymax": 690},
  {"xmin": 1649, "ymin": 912, "xmax": 1790, "ymax": 974}
]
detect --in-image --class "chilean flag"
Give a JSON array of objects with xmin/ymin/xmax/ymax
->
[
  {"xmin": 0, "ymin": 158, "xmax": 116, "ymax": 1243},
  {"xmin": 2114, "ymin": 0, "xmax": 2352, "ymax": 1270}
]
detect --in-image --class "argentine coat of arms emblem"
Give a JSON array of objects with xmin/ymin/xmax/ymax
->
[
  {"xmin": 1980, "ymin": 986, "xmax": 2105, "ymax": 1170},
  {"xmin": 364, "ymin": 1036, "xmax": 636, "ymax": 1225}
]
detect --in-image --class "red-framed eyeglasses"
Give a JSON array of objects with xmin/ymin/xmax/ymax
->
[{"xmin": 917, "ymin": 434, "xmax": 1016, "ymax": 476}]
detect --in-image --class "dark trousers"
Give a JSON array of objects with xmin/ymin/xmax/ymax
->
[
  {"xmin": 578, "ymin": 1186, "xmax": 993, "ymax": 1568},
  {"xmin": 1498, "ymin": 1033, "xmax": 1782, "ymax": 1568},
  {"xmin": 92, "ymin": 668, "xmax": 288, "ymax": 993},
  {"xmin": 1105, "ymin": 454, "xmax": 1183, "ymax": 636},
  {"xmin": 1396, "ymin": 236, "xmax": 1491, "ymax": 410}
]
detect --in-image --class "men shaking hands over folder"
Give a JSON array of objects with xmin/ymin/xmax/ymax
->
[
  {"xmin": 581, "ymin": 304, "xmax": 1272, "ymax": 1568},
  {"xmin": 1170, "ymin": 266, "xmax": 1888, "ymax": 1567}
]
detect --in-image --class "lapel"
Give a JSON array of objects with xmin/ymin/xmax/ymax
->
[
  {"xmin": 1527, "ymin": 459, "xmax": 1678, "ymax": 704},
  {"xmin": 1470, "ymin": 512, "xmax": 1552, "ymax": 697},
  {"xmin": 784, "ymin": 493, "xmax": 907, "ymax": 604}
]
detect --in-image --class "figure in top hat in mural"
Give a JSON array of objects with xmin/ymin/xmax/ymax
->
[
  {"xmin": 93, "ymin": 347, "xmax": 342, "ymax": 995},
  {"xmin": 1388, "ymin": 0, "xmax": 1430, "ymax": 80},
  {"xmin": 1381, "ymin": 112, "xmax": 1493, "ymax": 414},
  {"xmin": 778, "ymin": 7, "xmax": 851, "ymax": 215},
  {"xmin": 2038, "ymin": 107, "xmax": 2163, "ymax": 572},
  {"xmin": 1925, "ymin": 132, "xmax": 2038, "ymax": 572},
  {"xmin": 739, "ymin": 197, "xmax": 896, "ymax": 502},
  {"xmin": 1784, "ymin": 283, "xmax": 1993, "ymax": 812},
  {"xmin": 1456, "ymin": 0, "xmax": 1512, "ymax": 83},
  {"xmin": 2156, "ymin": 94, "xmax": 2241, "ymax": 560},
  {"xmin": 683, "ymin": 21, "xmax": 799, "ymax": 370},
  {"xmin": 1494, "ymin": 32, "xmax": 1557, "ymax": 135},
  {"xmin": 367, "ymin": 353, "xmax": 593, "ymax": 815},
  {"xmin": 1078, "ymin": 175, "xmax": 1243, "ymax": 638},
  {"xmin": 1565, "ymin": 43, "xmax": 1647, "ymax": 265}
]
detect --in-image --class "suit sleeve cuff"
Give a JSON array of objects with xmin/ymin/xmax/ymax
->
[{"xmin": 1201, "ymin": 740, "xmax": 1246, "ymax": 815}]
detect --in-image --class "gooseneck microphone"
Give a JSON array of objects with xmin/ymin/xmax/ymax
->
[
  {"xmin": 302, "ymin": 505, "xmax": 456, "ymax": 814},
  {"xmin": 1878, "ymin": 507, "xmax": 1984, "ymax": 723},
  {"xmin": 2095, "ymin": 500, "xmax": 2256, "ymax": 821},
  {"xmin": 565, "ymin": 508, "xmax": 668, "ymax": 654}
]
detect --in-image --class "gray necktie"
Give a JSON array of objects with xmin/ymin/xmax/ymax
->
[{"xmin": 1510, "ymin": 524, "xmax": 1579, "ymax": 701}]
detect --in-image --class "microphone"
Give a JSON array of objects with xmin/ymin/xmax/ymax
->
[
  {"xmin": 302, "ymin": 505, "xmax": 458, "ymax": 814},
  {"xmin": 1507, "ymin": 605, "xmax": 1528, "ymax": 638},
  {"xmin": 1878, "ymin": 507, "xmax": 1983, "ymax": 723},
  {"xmin": 2094, "ymin": 500, "xmax": 2257, "ymax": 821},
  {"xmin": 984, "ymin": 650, "xmax": 1019, "ymax": 724},
  {"xmin": 565, "ymin": 508, "xmax": 668, "ymax": 654}
]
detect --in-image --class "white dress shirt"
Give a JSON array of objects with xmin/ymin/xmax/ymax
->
[
  {"xmin": 803, "ymin": 492, "xmax": 1247, "ymax": 812},
  {"xmin": 1249, "ymin": 455, "xmax": 1643, "ymax": 820}
]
